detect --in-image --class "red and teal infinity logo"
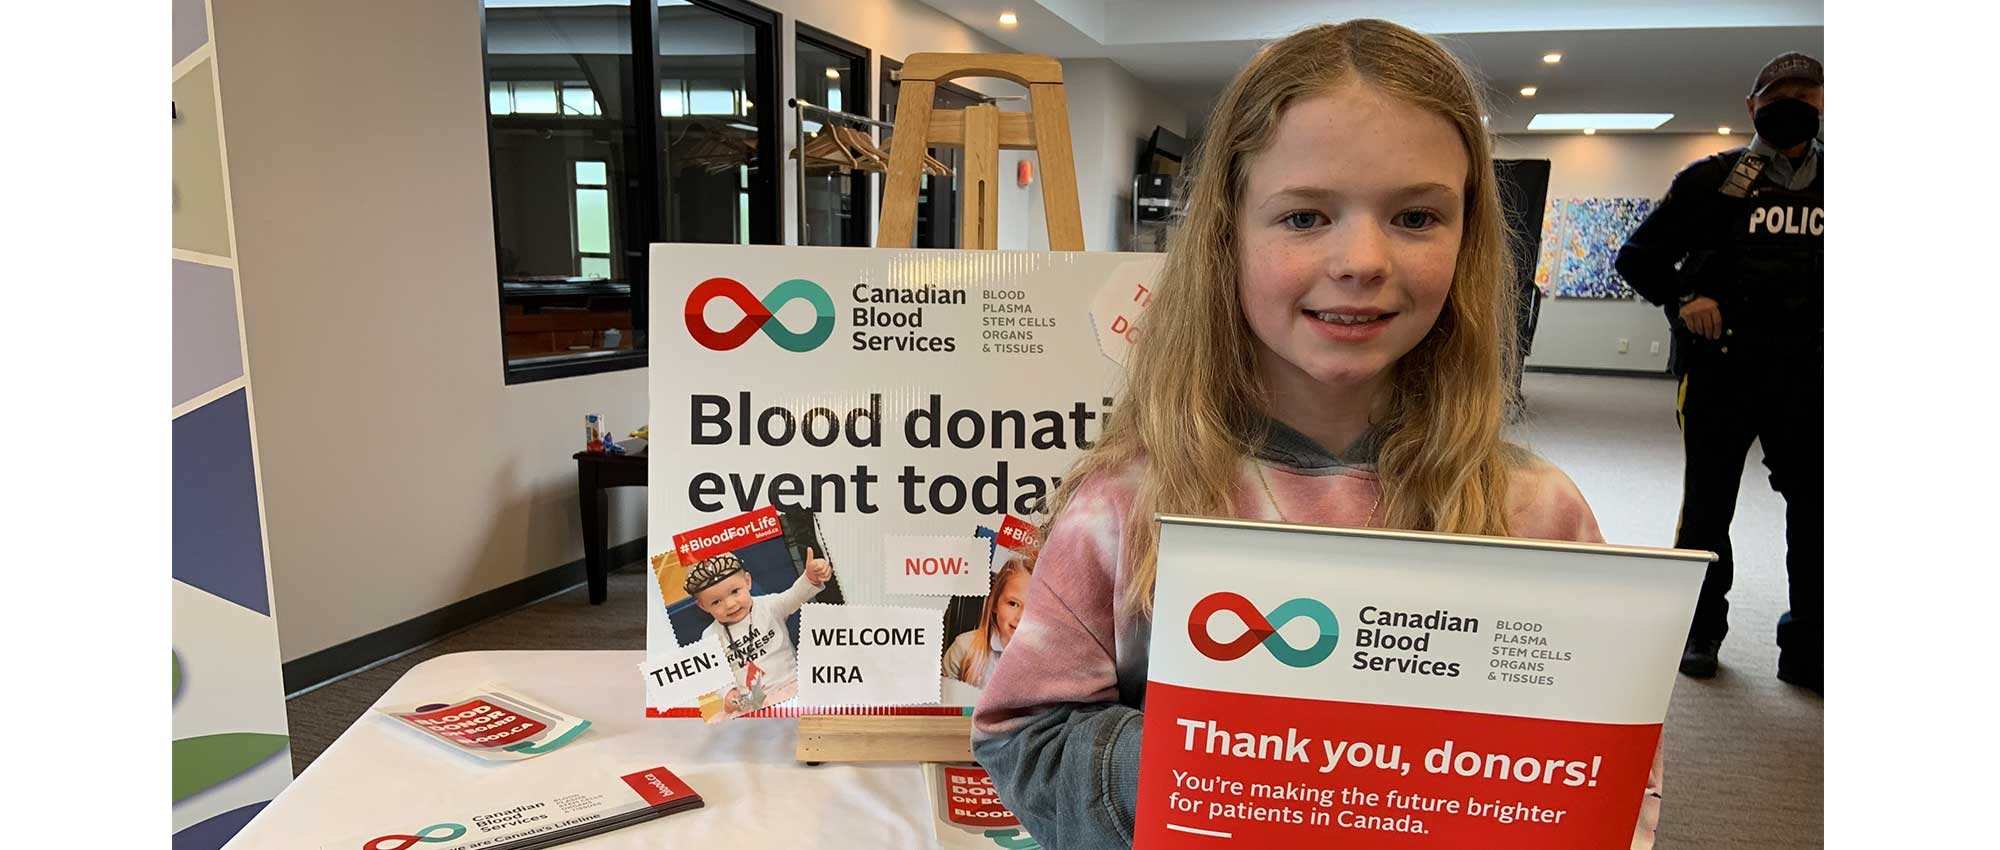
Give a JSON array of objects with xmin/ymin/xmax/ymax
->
[
  {"xmin": 363, "ymin": 823, "xmax": 465, "ymax": 850},
  {"xmin": 1189, "ymin": 591, "xmax": 1340, "ymax": 667},
  {"xmin": 685, "ymin": 276, "xmax": 836, "ymax": 352}
]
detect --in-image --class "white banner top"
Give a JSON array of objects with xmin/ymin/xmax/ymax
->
[{"xmin": 1151, "ymin": 516, "xmax": 1712, "ymax": 726}]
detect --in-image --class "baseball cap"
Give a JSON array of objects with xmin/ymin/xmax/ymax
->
[{"xmin": 1752, "ymin": 52, "xmax": 1822, "ymax": 96}]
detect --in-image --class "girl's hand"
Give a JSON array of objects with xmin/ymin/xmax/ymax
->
[{"xmin": 805, "ymin": 547, "xmax": 833, "ymax": 585}]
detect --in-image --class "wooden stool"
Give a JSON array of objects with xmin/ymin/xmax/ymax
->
[
  {"xmin": 798, "ymin": 53, "xmax": 1087, "ymax": 765},
  {"xmin": 878, "ymin": 53, "xmax": 1085, "ymax": 251}
]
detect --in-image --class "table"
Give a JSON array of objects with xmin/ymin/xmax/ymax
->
[
  {"xmin": 574, "ymin": 447, "xmax": 646, "ymax": 604},
  {"xmin": 231, "ymin": 651, "xmax": 948, "ymax": 848}
]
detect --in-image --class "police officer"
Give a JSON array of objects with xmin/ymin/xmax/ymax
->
[{"xmin": 1616, "ymin": 53, "xmax": 1823, "ymax": 693}]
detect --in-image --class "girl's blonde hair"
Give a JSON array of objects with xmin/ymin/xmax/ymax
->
[
  {"xmin": 1049, "ymin": 19, "xmax": 1523, "ymax": 616},
  {"xmin": 960, "ymin": 558, "xmax": 1034, "ymax": 685}
]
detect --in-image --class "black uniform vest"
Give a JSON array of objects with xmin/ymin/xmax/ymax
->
[{"xmin": 1685, "ymin": 152, "xmax": 1823, "ymax": 359}]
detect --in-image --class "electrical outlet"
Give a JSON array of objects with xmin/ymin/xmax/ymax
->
[
  {"xmin": 1617, "ymin": 338, "xmax": 1629, "ymax": 354},
  {"xmin": 1650, "ymin": 341, "xmax": 1661, "ymax": 355}
]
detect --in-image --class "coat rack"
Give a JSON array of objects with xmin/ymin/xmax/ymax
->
[{"xmin": 788, "ymin": 98, "xmax": 950, "ymax": 246}]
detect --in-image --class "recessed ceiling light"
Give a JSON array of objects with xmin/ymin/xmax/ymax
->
[
  {"xmin": 1583, "ymin": 128, "xmax": 1596, "ymax": 135},
  {"xmin": 1527, "ymin": 113, "xmax": 1673, "ymax": 130},
  {"xmin": 1717, "ymin": 126, "xmax": 1732, "ymax": 135},
  {"xmin": 1519, "ymin": 86, "xmax": 1537, "ymax": 97},
  {"xmin": 999, "ymin": 11, "xmax": 1018, "ymax": 27},
  {"xmin": 825, "ymin": 67, "xmax": 841, "ymax": 79},
  {"xmin": 1543, "ymin": 52, "xmax": 1562, "ymax": 64}
]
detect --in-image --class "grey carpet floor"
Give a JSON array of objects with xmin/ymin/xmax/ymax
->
[{"xmin": 286, "ymin": 372, "xmax": 1821, "ymax": 847}]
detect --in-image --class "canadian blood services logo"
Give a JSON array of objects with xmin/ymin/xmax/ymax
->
[
  {"xmin": 685, "ymin": 276, "xmax": 836, "ymax": 352},
  {"xmin": 362, "ymin": 822, "xmax": 465, "ymax": 850},
  {"xmin": 1188, "ymin": 591, "xmax": 1340, "ymax": 668}
]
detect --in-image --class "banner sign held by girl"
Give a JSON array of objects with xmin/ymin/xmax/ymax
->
[{"xmin": 1134, "ymin": 516, "xmax": 1707, "ymax": 848}]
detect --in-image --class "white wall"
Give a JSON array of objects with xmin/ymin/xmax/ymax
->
[
  {"xmin": 213, "ymin": 0, "xmax": 653, "ymax": 660},
  {"xmin": 1495, "ymin": 133, "xmax": 1739, "ymax": 372},
  {"xmin": 1061, "ymin": 59, "xmax": 1187, "ymax": 251},
  {"xmin": 210, "ymin": 0, "xmax": 1149, "ymax": 662}
]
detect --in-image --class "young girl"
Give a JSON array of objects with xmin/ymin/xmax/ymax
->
[
  {"xmin": 971, "ymin": 19, "xmax": 1664, "ymax": 850},
  {"xmin": 944, "ymin": 559, "xmax": 1033, "ymax": 688}
]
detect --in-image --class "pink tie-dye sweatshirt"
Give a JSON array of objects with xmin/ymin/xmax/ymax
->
[{"xmin": 971, "ymin": 422, "xmax": 1665, "ymax": 849}]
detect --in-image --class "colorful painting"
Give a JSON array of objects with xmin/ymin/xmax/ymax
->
[{"xmin": 1533, "ymin": 197, "xmax": 1656, "ymax": 299}]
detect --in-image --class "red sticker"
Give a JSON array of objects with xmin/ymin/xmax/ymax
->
[
  {"xmin": 943, "ymin": 766, "xmax": 1021, "ymax": 828},
  {"xmin": 674, "ymin": 506, "xmax": 784, "ymax": 564},
  {"xmin": 996, "ymin": 515, "xmax": 1039, "ymax": 555},
  {"xmin": 621, "ymin": 766, "xmax": 698, "ymax": 806},
  {"xmin": 400, "ymin": 699, "xmax": 547, "ymax": 749}
]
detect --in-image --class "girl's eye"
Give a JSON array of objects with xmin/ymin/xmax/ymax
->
[
  {"xmin": 1282, "ymin": 211, "xmax": 1326, "ymax": 230},
  {"xmin": 1395, "ymin": 209, "xmax": 1441, "ymax": 229}
]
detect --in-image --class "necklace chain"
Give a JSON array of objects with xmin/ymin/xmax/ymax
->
[{"xmin": 1256, "ymin": 463, "xmax": 1378, "ymax": 529}]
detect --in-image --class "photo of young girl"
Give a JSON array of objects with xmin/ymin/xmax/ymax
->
[
  {"xmin": 970, "ymin": 19, "xmax": 1665, "ymax": 850},
  {"xmin": 943, "ymin": 559, "xmax": 1033, "ymax": 689}
]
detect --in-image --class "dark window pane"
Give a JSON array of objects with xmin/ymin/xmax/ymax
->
[
  {"xmin": 658, "ymin": 4, "xmax": 763, "ymax": 245},
  {"xmin": 798, "ymin": 36, "xmax": 867, "ymax": 246},
  {"xmin": 483, "ymin": 0, "xmax": 634, "ymax": 366}
]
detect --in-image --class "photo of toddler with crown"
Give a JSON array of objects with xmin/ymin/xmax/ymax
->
[{"xmin": 681, "ymin": 548, "xmax": 833, "ymax": 718}]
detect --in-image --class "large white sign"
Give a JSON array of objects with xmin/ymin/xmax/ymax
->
[{"xmin": 646, "ymin": 245, "xmax": 1163, "ymax": 714}]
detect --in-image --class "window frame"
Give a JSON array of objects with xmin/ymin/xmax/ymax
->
[{"xmin": 483, "ymin": 0, "xmax": 784, "ymax": 386}]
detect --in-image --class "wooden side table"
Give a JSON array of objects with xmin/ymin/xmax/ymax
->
[{"xmin": 574, "ymin": 445, "xmax": 646, "ymax": 604}]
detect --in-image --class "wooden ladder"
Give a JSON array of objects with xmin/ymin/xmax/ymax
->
[
  {"xmin": 876, "ymin": 53, "xmax": 1085, "ymax": 251},
  {"xmin": 796, "ymin": 53, "xmax": 1083, "ymax": 766}
]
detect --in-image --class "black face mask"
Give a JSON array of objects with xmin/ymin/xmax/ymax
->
[{"xmin": 1752, "ymin": 97, "xmax": 1820, "ymax": 149}]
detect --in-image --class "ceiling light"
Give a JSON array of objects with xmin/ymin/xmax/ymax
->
[
  {"xmin": 825, "ymin": 68, "xmax": 841, "ymax": 79},
  {"xmin": 999, "ymin": 11, "xmax": 1018, "ymax": 27},
  {"xmin": 1519, "ymin": 86, "xmax": 1537, "ymax": 97},
  {"xmin": 1543, "ymin": 52, "xmax": 1562, "ymax": 64},
  {"xmin": 1717, "ymin": 126, "xmax": 1731, "ymax": 135},
  {"xmin": 1583, "ymin": 128, "xmax": 1596, "ymax": 135},
  {"xmin": 1527, "ymin": 113, "xmax": 1673, "ymax": 130}
]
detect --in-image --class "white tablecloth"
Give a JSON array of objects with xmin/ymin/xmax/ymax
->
[{"xmin": 229, "ymin": 650, "xmax": 950, "ymax": 849}]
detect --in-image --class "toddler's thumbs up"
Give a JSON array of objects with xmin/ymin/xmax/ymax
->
[{"xmin": 805, "ymin": 547, "xmax": 832, "ymax": 584}]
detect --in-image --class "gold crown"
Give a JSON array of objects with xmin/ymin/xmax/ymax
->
[{"xmin": 683, "ymin": 553, "xmax": 746, "ymax": 595}]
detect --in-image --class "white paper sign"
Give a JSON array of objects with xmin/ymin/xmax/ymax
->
[
  {"xmin": 1089, "ymin": 258, "xmax": 1156, "ymax": 365},
  {"xmin": 639, "ymin": 635, "xmax": 733, "ymax": 710},
  {"xmin": 798, "ymin": 603, "xmax": 943, "ymax": 706},
  {"xmin": 883, "ymin": 534, "xmax": 992, "ymax": 596}
]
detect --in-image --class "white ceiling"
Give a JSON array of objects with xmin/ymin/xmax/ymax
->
[{"xmin": 915, "ymin": 0, "xmax": 1825, "ymax": 135}]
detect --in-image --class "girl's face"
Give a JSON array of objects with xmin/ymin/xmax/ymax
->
[
  {"xmin": 992, "ymin": 571, "xmax": 1029, "ymax": 643},
  {"xmin": 1235, "ymin": 81, "xmax": 1467, "ymax": 405}
]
